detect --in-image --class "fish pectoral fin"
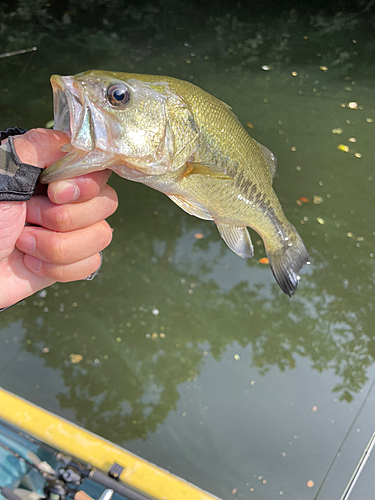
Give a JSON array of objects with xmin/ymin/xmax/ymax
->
[
  {"xmin": 256, "ymin": 141, "xmax": 278, "ymax": 181},
  {"xmin": 185, "ymin": 162, "xmax": 234, "ymax": 180},
  {"xmin": 217, "ymin": 224, "xmax": 254, "ymax": 259},
  {"xmin": 168, "ymin": 195, "xmax": 213, "ymax": 220}
]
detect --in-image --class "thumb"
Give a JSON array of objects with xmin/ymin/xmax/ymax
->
[{"xmin": 12, "ymin": 128, "xmax": 69, "ymax": 168}]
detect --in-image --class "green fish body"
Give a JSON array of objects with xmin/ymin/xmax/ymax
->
[{"xmin": 40, "ymin": 71, "xmax": 309, "ymax": 295}]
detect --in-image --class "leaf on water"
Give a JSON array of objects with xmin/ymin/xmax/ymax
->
[
  {"xmin": 337, "ymin": 144, "xmax": 349, "ymax": 152},
  {"xmin": 70, "ymin": 353, "xmax": 83, "ymax": 364},
  {"xmin": 259, "ymin": 257, "xmax": 269, "ymax": 264}
]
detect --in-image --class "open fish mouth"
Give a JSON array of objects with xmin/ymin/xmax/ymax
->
[{"xmin": 51, "ymin": 75, "xmax": 95, "ymax": 151}]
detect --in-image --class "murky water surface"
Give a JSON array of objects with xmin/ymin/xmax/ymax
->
[{"xmin": 1, "ymin": 15, "xmax": 375, "ymax": 500}]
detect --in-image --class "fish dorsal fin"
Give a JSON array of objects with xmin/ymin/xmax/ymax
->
[
  {"xmin": 216, "ymin": 224, "xmax": 254, "ymax": 259},
  {"xmin": 185, "ymin": 161, "xmax": 234, "ymax": 180},
  {"xmin": 168, "ymin": 194, "xmax": 213, "ymax": 221},
  {"xmin": 256, "ymin": 142, "xmax": 278, "ymax": 181}
]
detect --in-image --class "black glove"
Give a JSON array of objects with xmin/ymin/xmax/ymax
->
[{"xmin": 0, "ymin": 127, "xmax": 43, "ymax": 202}]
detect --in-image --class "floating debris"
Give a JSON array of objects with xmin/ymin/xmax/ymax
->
[
  {"xmin": 319, "ymin": 65, "xmax": 328, "ymax": 71},
  {"xmin": 354, "ymin": 152, "xmax": 362, "ymax": 158},
  {"xmin": 307, "ymin": 480, "xmax": 315, "ymax": 488},
  {"xmin": 337, "ymin": 144, "xmax": 349, "ymax": 152},
  {"xmin": 348, "ymin": 137, "xmax": 356, "ymax": 142},
  {"xmin": 312, "ymin": 406, "xmax": 318, "ymax": 412},
  {"xmin": 194, "ymin": 233, "xmax": 204, "ymax": 239},
  {"xmin": 42, "ymin": 347, "xmax": 49, "ymax": 354},
  {"xmin": 317, "ymin": 217, "xmax": 325, "ymax": 225},
  {"xmin": 313, "ymin": 196, "xmax": 323, "ymax": 204},
  {"xmin": 151, "ymin": 308, "xmax": 159, "ymax": 315},
  {"xmin": 69, "ymin": 353, "xmax": 83, "ymax": 364},
  {"xmin": 332, "ymin": 128, "xmax": 343, "ymax": 134},
  {"xmin": 292, "ymin": 71, "xmax": 298, "ymax": 76},
  {"xmin": 348, "ymin": 101, "xmax": 358, "ymax": 109},
  {"xmin": 366, "ymin": 117, "xmax": 373, "ymax": 123},
  {"xmin": 234, "ymin": 354, "xmax": 240, "ymax": 361},
  {"xmin": 261, "ymin": 65, "xmax": 271, "ymax": 71},
  {"xmin": 259, "ymin": 257, "xmax": 269, "ymax": 264}
]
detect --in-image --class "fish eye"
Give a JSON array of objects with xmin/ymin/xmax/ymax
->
[{"xmin": 106, "ymin": 84, "xmax": 130, "ymax": 107}]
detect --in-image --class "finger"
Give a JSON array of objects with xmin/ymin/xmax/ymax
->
[
  {"xmin": 12, "ymin": 129, "xmax": 69, "ymax": 167},
  {"xmin": 47, "ymin": 170, "xmax": 113, "ymax": 204},
  {"xmin": 16, "ymin": 221, "xmax": 113, "ymax": 265},
  {"xmin": 0, "ymin": 249, "xmax": 55, "ymax": 309},
  {"xmin": 23, "ymin": 253, "xmax": 102, "ymax": 282},
  {"xmin": 26, "ymin": 184, "xmax": 118, "ymax": 232}
]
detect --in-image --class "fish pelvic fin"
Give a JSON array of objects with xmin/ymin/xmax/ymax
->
[
  {"xmin": 265, "ymin": 225, "xmax": 309, "ymax": 297},
  {"xmin": 168, "ymin": 194, "xmax": 213, "ymax": 220},
  {"xmin": 217, "ymin": 224, "xmax": 254, "ymax": 259}
]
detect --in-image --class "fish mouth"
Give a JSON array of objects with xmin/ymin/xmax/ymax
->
[{"xmin": 51, "ymin": 74, "xmax": 95, "ymax": 151}]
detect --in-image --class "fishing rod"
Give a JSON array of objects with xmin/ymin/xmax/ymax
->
[{"xmin": 0, "ymin": 47, "xmax": 37, "ymax": 60}]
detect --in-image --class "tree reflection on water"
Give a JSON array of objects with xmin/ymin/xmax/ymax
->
[{"xmin": 1, "ymin": 182, "xmax": 374, "ymax": 444}]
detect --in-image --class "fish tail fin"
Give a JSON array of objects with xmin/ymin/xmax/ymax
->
[{"xmin": 264, "ymin": 225, "xmax": 310, "ymax": 297}]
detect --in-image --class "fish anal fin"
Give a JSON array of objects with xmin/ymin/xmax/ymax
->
[
  {"xmin": 168, "ymin": 194, "xmax": 213, "ymax": 220},
  {"xmin": 185, "ymin": 161, "xmax": 234, "ymax": 180},
  {"xmin": 217, "ymin": 224, "xmax": 254, "ymax": 259},
  {"xmin": 256, "ymin": 141, "xmax": 278, "ymax": 181}
]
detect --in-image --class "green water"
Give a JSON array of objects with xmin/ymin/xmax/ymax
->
[{"xmin": 1, "ymin": 13, "xmax": 375, "ymax": 500}]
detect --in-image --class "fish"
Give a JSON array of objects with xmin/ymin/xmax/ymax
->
[{"xmin": 40, "ymin": 70, "xmax": 310, "ymax": 296}]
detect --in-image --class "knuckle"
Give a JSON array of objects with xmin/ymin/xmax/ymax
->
[
  {"xmin": 49, "ymin": 234, "xmax": 69, "ymax": 263},
  {"xmin": 54, "ymin": 206, "xmax": 73, "ymax": 231},
  {"xmin": 48, "ymin": 265, "xmax": 68, "ymax": 282}
]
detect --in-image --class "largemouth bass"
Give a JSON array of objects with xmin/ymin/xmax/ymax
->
[{"xmin": 40, "ymin": 71, "xmax": 309, "ymax": 296}]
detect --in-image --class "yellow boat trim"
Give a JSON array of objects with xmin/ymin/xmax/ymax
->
[{"xmin": 0, "ymin": 388, "xmax": 220, "ymax": 500}]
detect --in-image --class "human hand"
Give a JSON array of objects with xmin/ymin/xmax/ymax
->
[{"xmin": 0, "ymin": 128, "xmax": 118, "ymax": 309}]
